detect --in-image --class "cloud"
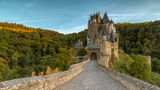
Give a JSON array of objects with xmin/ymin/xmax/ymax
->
[
  {"xmin": 152, "ymin": 14, "xmax": 160, "ymax": 16},
  {"xmin": 25, "ymin": 2, "xmax": 35, "ymax": 8},
  {"xmin": 109, "ymin": 14, "xmax": 144, "ymax": 17},
  {"xmin": 0, "ymin": 0, "xmax": 18, "ymax": 7},
  {"xmin": 71, "ymin": 25, "xmax": 87, "ymax": 32},
  {"xmin": 20, "ymin": 0, "xmax": 40, "ymax": 10},
  {"xmin": 56, "ymin": 24, "xmax": 87, "ymax": 34},
  {"xmin": 0, "ymin": 17, "xmax": 19, "ymax": 21}
]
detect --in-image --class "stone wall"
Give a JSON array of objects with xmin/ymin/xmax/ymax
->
[
  {"xmin": 99, "ymin": 41, "xmax": 112, "ymax": 68},
  {"xmin": 0, "ymin": 60, "xmax": 90, "ymax": 90},
  {"xmin": 99, "ymin": 41, "xmax": 119, "ymax": 68},
  {"xmin": 99, "ymin": 65, "xmax": 160, "ymax": 90},
  {"xmin": 113, "ymin": 42, "xmax": 119, "ymax": 60}
]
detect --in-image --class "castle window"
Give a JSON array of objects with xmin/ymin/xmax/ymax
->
[
  {"xmin": 102, "ymin": 36, "xmax": 106, "ymax": 41},
  {"xmin": 115, "ymin": 37, "xmax": 117, "ymax": 42}
]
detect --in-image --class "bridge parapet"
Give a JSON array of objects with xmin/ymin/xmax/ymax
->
[
  {"xmin": 99, "ymin": 65, "xmax": 160, "ymax": 90},
  {"xmin": 0, "ymin": 60, "xmax": 90, "ymax": 90}
]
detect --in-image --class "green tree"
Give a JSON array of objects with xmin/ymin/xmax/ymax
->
[
  {"xmin": 130, "ymin": 55, "xmax": 151, "ymax": 82},
  {"xmin": 76, "ymin": 47, "xmax": 87, "ymax": 56},
  {"xmin": 151, "ymin": 58, "xmax": 160, "ymax": 73}
]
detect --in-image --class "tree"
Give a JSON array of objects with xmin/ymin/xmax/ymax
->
[
  {"xmin": 151, "ymin": 58, "xmax": 160, "ymax": 73},
  {"xmin": 76, "ymin": 47, "xmax": 87, "ymax": 56},
  {"xmin": 130, "ymin": 55, "xmax": 151, "ymax": 82}
]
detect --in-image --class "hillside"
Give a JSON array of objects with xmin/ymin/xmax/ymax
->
[
  {"xmin": 114, "ymin": 51, "xmax": 160, "ymax": 87},
  {"xmin": 0, "ymin": 21, "xmax": 160, "ymax": 82},
  {"xmin": 0, "ymin": 22, "xmax": 83, "ymax": 81},
  {"xmin": 116, "ymin": 21, "xmax": 160, "ymax": 59}
]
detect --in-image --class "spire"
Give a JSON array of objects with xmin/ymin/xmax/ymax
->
[
  {"xmin": 103, "ymin": 12, "xmax": 109, "ymax": 23},
  {"xmin": 97, "ymin": 12, "xmax": 101, "ymax": 23},
  {"xmin": 104, "ymin": 12, "xmax": 107, "ymax": 17}
]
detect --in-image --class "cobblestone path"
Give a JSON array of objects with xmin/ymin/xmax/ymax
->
[{"xmin": 54, "ymin": 60, "xmax": 128, "ymax": 90}]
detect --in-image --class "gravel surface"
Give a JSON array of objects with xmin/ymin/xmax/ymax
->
[{"xmin": 54, "ymin": 60, "xmax": 128, "ymax": 90}]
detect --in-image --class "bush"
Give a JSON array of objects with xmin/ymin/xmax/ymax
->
[
  {"xmin": 114, "ymin": 51, "xmax": 134, "ymax": 75},
  {"xmin": 150, "ymin": 72, "xmax": 160, "ymax": 87}
]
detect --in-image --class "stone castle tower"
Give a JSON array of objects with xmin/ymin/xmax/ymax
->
[{"xmin": 86, "ymin": 12, "xmax": 119, "ymax": 68}]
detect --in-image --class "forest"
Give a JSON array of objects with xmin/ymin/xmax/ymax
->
[
  {"xmin": 0, "ymin": 22, "xmax": 87, "ymax": 81},
  {"xmin": 116, "ymin": 21, "xmax": 160, "ymax": 60},
  {"xmin": 0, "ymin": 21, "xmax": 160, "ymax": 85},
  {"xmin": 115, "ymin": 21, "xmax": 160, "ymax": 82}
]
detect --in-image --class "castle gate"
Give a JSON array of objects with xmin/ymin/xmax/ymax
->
[
  {"xmin": 87, "ymin": 44, "xmax": 100, "ymax": 61},
  {"xmin": 91, "ymin": 52, "xmax": 97, "ymax": 60}
]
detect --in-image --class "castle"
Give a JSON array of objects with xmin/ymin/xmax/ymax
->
[{"xmin": 86, "ymin": 12, "xmax": 119, "ymax": 68}]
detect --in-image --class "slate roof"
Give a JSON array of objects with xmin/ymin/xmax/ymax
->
[
  {"xmin": 87, "ymin": 44, "xmax": 100, "ymax": 50},
  {"xmin": 103, "ymin": 12, "xmax": 109, "ymax": 23},
  {"xmin": 102, "ymin": 26, "xmax": 107, "ymax": 36}
]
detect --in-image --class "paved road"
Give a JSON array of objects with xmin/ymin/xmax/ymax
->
[{"xmin": 54, "ymin": 61, "xmax": 128, "ymax": 90}]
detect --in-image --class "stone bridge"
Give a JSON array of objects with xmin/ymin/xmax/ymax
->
[
  {"xmin": 55, "ymin": 60, "xmax": 127, "ymax": 90},
  {"xmin": 0, "ymin": 60, "xmax": 159, "ymax": 90}
]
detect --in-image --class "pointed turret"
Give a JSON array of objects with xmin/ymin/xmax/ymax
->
[{"xmin": 103, "ymin": 12, "xmax": 109, "ymax": 23}]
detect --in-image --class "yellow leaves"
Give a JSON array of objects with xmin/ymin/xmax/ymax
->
[
  {"xmin": 31, "ymin": 72, "xmax": 35, "ymax": 77},
  {"xmin": 31, "ymin": 66, "xmax": 60, "ymax": 77},
  {"xmin": 0, "ymin": 26, "xmax": 36, "ymax": 33},
  {"xmin": 46, "ymin": 66, "xmax": 52, "ymax": 75},
  {"xmin": 46, "ymin": 66, "xmax": 59, "ymax": 75},
  {"xmin": 38, "ymin": 72, "xmax": 44, "ymax": 76},
  {"xmin": 52, "ymin": 67, "xmax": 59, "ymax": 73}
]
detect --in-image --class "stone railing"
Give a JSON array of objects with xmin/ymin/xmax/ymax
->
[
  {"xmin": 0, "ymin": 60, "xmax": 90, "ymax": 90},
  {"xmin": 99, "ymin": 65, "xmax": 160, "ymax": 90}
]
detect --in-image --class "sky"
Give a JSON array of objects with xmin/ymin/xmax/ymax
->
[{"xmin": 0, "ymin": 0, "xmax": 160, "ymax": 34}]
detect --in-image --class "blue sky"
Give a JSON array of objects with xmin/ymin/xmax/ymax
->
[{"xmin": 0, "ymin": 0, "xmax": 160, "ymax": 34}]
